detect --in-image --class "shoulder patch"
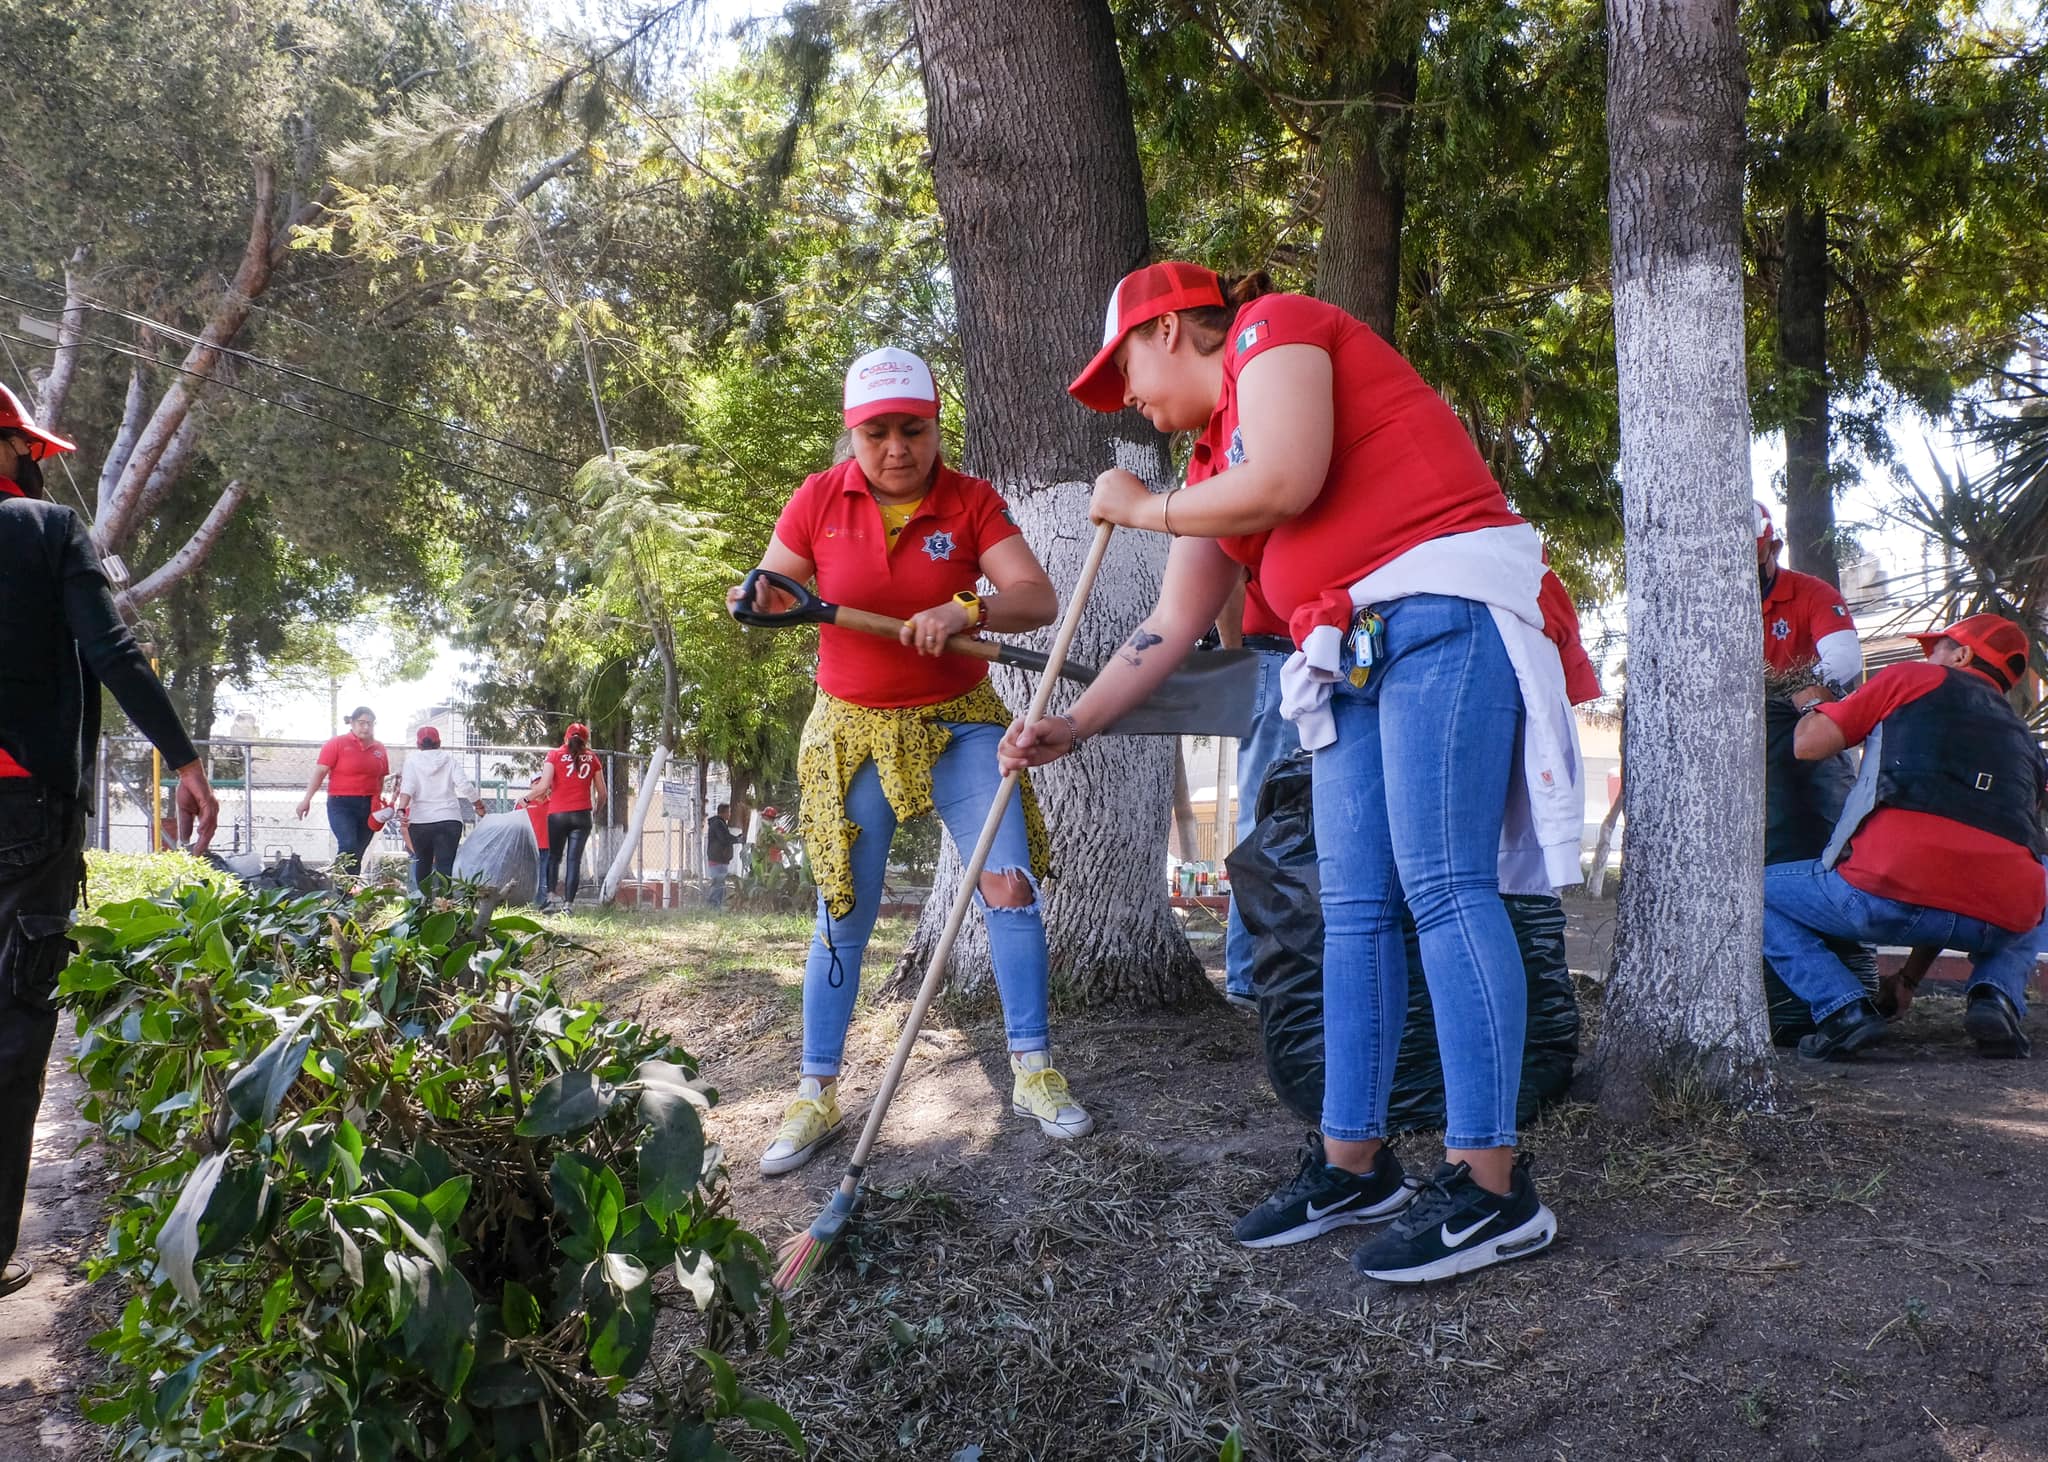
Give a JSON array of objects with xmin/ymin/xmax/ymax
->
[
  {"xmin": 1236, "ymin": 320, "xmax": 1268, "ymax": 353},
  {"xmin": 1001, "ymin": 506, "xmax": 1017, "ymax": 527}
]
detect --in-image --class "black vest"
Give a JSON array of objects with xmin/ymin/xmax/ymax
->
[{"xmin": 1823, "ymin": 667, "xmax": 2048, "ymax": 865}]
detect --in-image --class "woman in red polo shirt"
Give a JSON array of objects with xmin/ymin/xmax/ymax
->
[
  {"xmin": 296, "ymin": 705, "xmax": 389, "ymax": 875},
  {"xmin": 1001, "ymin": 263, "xmax": 1588, "ymax": 1283},
  {"xmin": 727, "ymin": 345, "xmax": 1092, "ymax": 1177},
  {"xmin": 526, "ymin": 722, "xmax": 606, "ymax": 910}
]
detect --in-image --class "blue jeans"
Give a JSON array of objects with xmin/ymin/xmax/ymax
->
[
  {"xmin": 707, "ymin": 862, "xmax": 729, "ymax": 910},
  {"xmin": 1763, "ymin": 859, "xmax": 2047, "ymax": 1021},
  {"xmin": 326, "ymin": 795, "xmax": 374, "ymax": 875},
  {"xmin": 1224, "ymin": 650, "xmax": 1296, "ymax": 997},
  {"xmin": 802, "ymin": 721, "xmax": 1049, "ymax": 1077},
  {"xmin": 1311, "ymin": 595, "xmax": 1527, "ymax": 1150}
]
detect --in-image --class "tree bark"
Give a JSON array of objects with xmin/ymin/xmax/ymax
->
[
  {"xmin": 97, "ymin": 365, "xmax": 149, "ymax": 518},
  {"xmin": 903, "ymin": 0, "xmax": 1207, "ymax": 1007},
  {"xmin": 1597, "ymin": 0, "xmax": 1773, "ymax": 1114},
  {"xmin": 116, "ymin": 480, "xmax": 251, "ymax": 612},
  {"xmin": 33, "ymin": 251, "xmax": 89, "ymax": 432},
  {"xmin": 1777, "ymin": 0, "xmax": 1836, "ymax": 584},
  {"xmin": 1315, "ymin": 54, "xmax": 1418, "ymax": 341}
]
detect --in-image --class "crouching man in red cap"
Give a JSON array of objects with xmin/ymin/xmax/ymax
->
[
  {"xmin": 0, "ymin": 383, "xmax": 219, "ymax": 1298},
  {"xmin": 1765, "ymin": 613, "xmax": 2047, "ymax": 1061}
]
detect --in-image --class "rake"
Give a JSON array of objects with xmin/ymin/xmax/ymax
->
[{"xmin": 773, "ymin": 519, "xmax": 1116, "ymax": 1293}]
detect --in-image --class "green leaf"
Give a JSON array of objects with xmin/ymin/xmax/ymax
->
[
  {"xmin": 224, "ymin": 1009, "xmax": 318, "ymax": 1128},
  {"xmin": 152, "ymin": 1345, "xmax": 221, "ymax": 1424},
  {"xmin": 1219, "ymin": 1426, "xmax": 1245, "ymax": 1462},
  {"xmin": 586, "ymin": 1252, "xmax": 653, "ymax": 1378},
  {"xmin": 549, "ymin": 1152, "xmax": 624, "ymax": 1260},
  {"xmin": 695, "ymin": 1347, "xmax": 741, "ymax": 1413},
  {"xmin": 501, "ymin": 1281, "xmax": 542, "ymax": 1338},
  {"xmin": 156, "ymin": 1153, "xmax": 228, "ymax": 1305},
  {"xmin": 260, "ymin": 1273, "xmax": 297, "ymax": 1338},
  {"xmin": 515, "ymin": 1068, "xmax": 616, "ymax": 1136},
  {"xmin": 192, "ymin": 1155, "xmax": 268, "ymax": 1263},
  {"xmin": 667, "ymin": 1420, "xmax": 739, "ymax": 1462},
  {"xmin": 637, "ymin": 1094, "xmax": 705, "ymax": 1223},
  {"xmin": 421, "ymin": 1175, "xmax": 473, "ymax": 1233},
  {"xmin": 736, "ymin": 1396, "xmax": 806, "ymax": 1457}
]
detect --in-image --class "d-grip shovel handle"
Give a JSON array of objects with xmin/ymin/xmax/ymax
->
[{"xmin": 730, "ymin": 567, "xmax": 1047, "ymax": 676}]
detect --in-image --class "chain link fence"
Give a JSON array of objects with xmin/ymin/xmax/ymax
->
[{"xmin": 95, "ymin": 737, "xmax": 739, "ymax": 907}]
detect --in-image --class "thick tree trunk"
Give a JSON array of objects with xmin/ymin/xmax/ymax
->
[
  {"xmin": 1598, "ymin": 0, "xmax": 1773, "ymax": 1115},
  {"xmin": 903, "ymin": 0, "xmax": 1207, "ymax": 1007},
  {"xmin": 1315, "ymin": 54, "xmax": 1418, "ymax": 341}
]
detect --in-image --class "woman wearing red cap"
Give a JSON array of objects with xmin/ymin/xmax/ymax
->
[
  {"xmin": 396, "ymin": 725, "xmax": 486, "ymax": 891},
  {"xmin": 526, "ymin": 723, "xmax": 606, "ymax": 910},
  {"xmin": 727, "ymin": 345, "xmax": 1091, "ymax": 1178},
  {"xmin": 1002, "ymin": 263, "xmax": 1590, "ymax": 1283}
]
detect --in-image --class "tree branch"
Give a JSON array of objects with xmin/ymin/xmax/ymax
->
[
  {"xmin": 33, "ymin": 248, "xmax": 90, "ymax": 431},
  {"xmin": 96, "ymin": 363, "xmax": 149, "ymax": 519},
  {"xmin": 115, "ymin": 479, "xmax": 251, "ymax": 612}
]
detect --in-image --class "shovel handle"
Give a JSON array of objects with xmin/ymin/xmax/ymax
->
[{"xmin": 729, "ymin": 568, "xmax": 828, "ymax": 628}]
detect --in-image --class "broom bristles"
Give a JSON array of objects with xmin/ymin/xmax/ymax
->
[{"xmin": 772, "ymin": 1186, "xmax": 859, "ymax": 1294}]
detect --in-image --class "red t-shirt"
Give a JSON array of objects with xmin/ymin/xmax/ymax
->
[
  {"xmin": 524, "ymin": 793, "xmax": 550, "ymax": 849},
  {"xmin": 317, "ymin": 734, "xmax": 389, "ymax": 796},
  {"xmin": 1240, "ymin": 577, "xmax": 1288, "ymax": 638},
  {"xmin": 0, "ymin": 746, "xmax": 29, "ymax": 778},
  {"xmin": 773, "ymin": 458, "xmax": 1024, "ymax": 708},
  {"xmin": 545, "ymin": 747, "xmax": 599, "ymax": 813},
  {"xmin": 1198, "ymin": 294, "xmax": 1523, "ymax": 622},
  {"xmin": 1817, "ymin": 662, "xmax": 2045, "ymax": 931},
  {"xmin": 1762, "ymin": 568, "xmax": 1854, "ymax": 673}
]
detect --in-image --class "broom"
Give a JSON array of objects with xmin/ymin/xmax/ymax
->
[{"xmin": 773, "ymin": 519, "xmax": 1118, "ymax": 1293}]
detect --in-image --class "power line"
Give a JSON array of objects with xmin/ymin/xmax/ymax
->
[
  {"xmin": 0, "ymin": 278, "xmax": 579, "ymax": 469},
  {"xmin": 0, "ymin": 325, "xmax": 585, "ymax": 509}
]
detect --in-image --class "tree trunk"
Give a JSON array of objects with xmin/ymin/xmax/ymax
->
[
  {"xmin": 1777, "ymin": 0, "xmax": 1836, "ymax": 585},
  {"xmin": 1171, "ymin": 747, "xmax": 1200, "ymax": 861},
  {"xmin": 32, "ymin": 251, "xmax": 89, "ymax": 432},
  {"xmin": 1315, "ymin": 53, "xmax": 1418, "ymax": 341},
  {"xmin": 903, "ymin": 0, "xmax": 1207, "ymax": 1007},
  {"xmin": 1597, "ymin": 0, "xmax": 1773, "ymax": 1115},
  {"xmin": 116, "ymin": 480, "xmax": 251, "ymax": 612}
]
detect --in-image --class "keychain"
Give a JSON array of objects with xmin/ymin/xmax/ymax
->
[{"xmin": 1347, "ymin": 609, "xmax": 1386, "ymax": 688}]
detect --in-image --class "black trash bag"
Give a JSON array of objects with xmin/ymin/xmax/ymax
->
[
  {"xmin": 1762, "ymin": 695, "xmax": 1878, "ymax": 1045},
  {"xmin": 203, "ymin": 849, "xmax": 331, "ymax": 895},
  {"xmin": 1226, "ymin": 750, "xmax": 1581, "ymax": 1132}
]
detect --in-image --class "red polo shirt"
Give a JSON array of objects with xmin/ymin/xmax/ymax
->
[
  {"xmin": 774, "ymin": 458, "xmax": 1023, "ymax": 708},
  {"xmin": 317, "ymin": 734, "xmax": 389, "ymax": 796},
  {"xmin": 1198, "ymin": 293, "xmax": 1523, "ymax": 622},
  {"xmin": 1817, "ymin": 662, "xmax": 2045, "ymax": 932},
  {"xmin": 1240, "ymin": 577, "xmax": 1288, "ymax": 638},
  {"xmin": 1762, "ymin": 568, "xmax": 1854, "ymax": 673}
]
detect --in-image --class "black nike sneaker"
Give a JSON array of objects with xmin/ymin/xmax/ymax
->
[
  {"xmin": 1351, "ymin": 1158, "xmax": 1556, "ymax": 1283},
  {"xmin": 1233, "ymin": 1133, "xmax": 1415, "ymax": 1249}
]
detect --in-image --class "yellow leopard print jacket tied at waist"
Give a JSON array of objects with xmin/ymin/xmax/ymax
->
[{"xmin": 797, "ymin": 682, "xmax": 1053, "ymax": 920}]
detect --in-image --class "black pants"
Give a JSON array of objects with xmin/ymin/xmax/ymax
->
[
  {"xmin": 0, "ymin": 788, "xmax": 86, "ymax": 1272},
  {"xmin": 409, "ymin": 819, "xmax": 463, "ymax": 892},
  {"xmin": 546, "ymin": 810, "xmax": 593, "ymax": 904}
]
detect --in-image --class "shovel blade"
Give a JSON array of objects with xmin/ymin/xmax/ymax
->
[{"xmin": 1106, "ymin": 649, "xmax": 1261, "ymax": 738}]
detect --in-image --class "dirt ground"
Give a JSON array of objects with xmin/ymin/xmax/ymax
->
[
  {"xmin": 7, "ymin": 897, "xmax": 2048, "ymax": 1462},
  {"xmin": 569, "ymin": 897, "xmax": 2048, "ymax": 1462}
]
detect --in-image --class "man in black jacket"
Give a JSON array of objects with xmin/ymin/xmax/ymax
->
[
  {"xmin": 705, "ymin": 803, "xmax": 738, "ymax": 911},
  {"xmin": 0, "ymin": 383, "xmax": 218, "ymax": 1298}
]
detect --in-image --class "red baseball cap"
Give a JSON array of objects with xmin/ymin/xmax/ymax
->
[
  {"xmin": 0, "ymin": 382, "xmax": 76, "ymax": 459},
  {"xmin": 416, "ymin": 725, "xmax": 441, "ymax": 749},
  {"xmin": 1753, "ymin": 501, "xmax": 1777, "ymax": 547},
  {"xmin": 565, "ymin": 721, "xmax": 590, "ymax": 742},
  {"xmin": 1911, "ymin": 612, "xmax": 2031, "ymax": 691},
  {"xmin": 1068, "ymin": 262, "xmax": 1226, "ymax": 413}
]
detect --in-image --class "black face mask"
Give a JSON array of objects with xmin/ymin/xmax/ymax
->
[{"xmin": 11, "ymin": 451, "xmax": 44, "ymax": 500}]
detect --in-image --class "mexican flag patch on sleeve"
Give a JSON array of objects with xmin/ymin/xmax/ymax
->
[{"xmin": 1236, "ymin": 320, "xmax": 1268, "ymax": 352}]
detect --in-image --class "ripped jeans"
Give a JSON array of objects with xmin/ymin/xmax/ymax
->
[{"xmin": 801, "ymin": 721, "xmax": 1050, "ymax": 1077}]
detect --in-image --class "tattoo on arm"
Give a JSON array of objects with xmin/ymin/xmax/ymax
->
[{"xmin": 1118, "ymin": 629, "xmax": 1164, "ymax": 667}]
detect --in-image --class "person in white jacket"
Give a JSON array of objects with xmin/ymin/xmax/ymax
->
[{"xmin": 395, "ymin": 726, "xmax": 486, "ymax": 892}]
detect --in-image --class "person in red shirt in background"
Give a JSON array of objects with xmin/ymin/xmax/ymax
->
[
  {"xmin": 526, "ymin": 722, "xmax": 607, "ymax": 911},
  {"xmin": 728, "ymin": 343, "xmax": 1091, "ymax": 1181},
  {"xmin": 295, "ymin": 706, "xmax": 388, "ymax": 875},
  {"xmin": 1754, "ymin": 500, "xmax": 1879, "ymax": 1043},
  {"xmin": 1767, "ymin": 613, "xmax": 2048, "ymax": 1060},
  {"xmin": 1009, "ymin": 261, "xmax": 1591, "ymax": 1283},
  {"xmin": 517, "ymin": 772, "xmax": 551, "ymax": 908}
]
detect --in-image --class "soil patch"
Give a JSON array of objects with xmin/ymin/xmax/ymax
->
[{"xmin": 561, "ymin": 898, "xmax": 2048, "ymax": 1462}]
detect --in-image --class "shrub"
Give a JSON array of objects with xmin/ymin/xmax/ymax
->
[{"xmin": 63, "ymin": 879, "xmax": 798, "ymax": 1460}]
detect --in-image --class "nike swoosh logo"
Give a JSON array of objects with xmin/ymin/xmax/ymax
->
[
  {"xmin": 1441, "ymin": 1214, "xmax": 1497, "ymax": 1247},
  {"xmin": 1305, "ymin": 1194, "xmax": 1360, "ymax": 1220}
]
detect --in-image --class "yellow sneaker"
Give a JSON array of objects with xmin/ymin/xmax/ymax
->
[
  {"xmin": 1010, "ymin": 1051, "xmax": 1093, "ymax": 1139},
  {"xmin": 759, "ymin": 1077, "xmax": 843, "ymax": 1176}
]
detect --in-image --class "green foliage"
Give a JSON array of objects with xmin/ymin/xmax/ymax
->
[
  {"xmin": 65, "ymin": 880, "xmax": 797, "ymax": 1460},
  {"xmin": 81, "ymin": 850, "xmax": 229, "ymax": 913}
]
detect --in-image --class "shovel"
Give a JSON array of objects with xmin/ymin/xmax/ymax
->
[{"xmin": 730, "ymin": 568, "xmax": 1257, "ymax": 738}]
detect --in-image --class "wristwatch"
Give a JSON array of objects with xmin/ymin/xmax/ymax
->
[{"xmin": 952, "ymin": 590, "xmax": 983, "ymax": 628}]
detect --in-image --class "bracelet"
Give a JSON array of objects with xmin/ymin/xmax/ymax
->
[
  {"xmin": 1161, "ymin": 488, "xmax": 1180, "ymax": 537},
  {"xmin": 1054, "ymin": 712, "xmax": 1088, "ymax": 751}
]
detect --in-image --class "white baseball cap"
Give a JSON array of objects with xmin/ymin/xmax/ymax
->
[{"xmin": 843, "ymin": 347, "xmax": 939, "ymax": 427}]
